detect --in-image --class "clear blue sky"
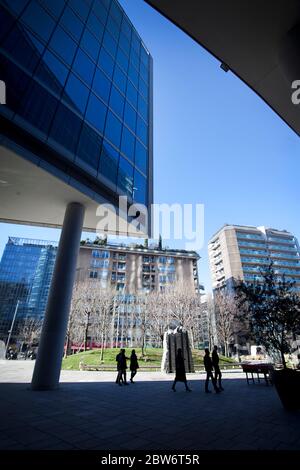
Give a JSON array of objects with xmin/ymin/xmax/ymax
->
[{"xmin": 1, "ymin": 0, "xmax": 300, "ymax": 292}]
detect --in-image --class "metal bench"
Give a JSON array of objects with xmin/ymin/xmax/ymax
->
[{"xmin": 242, "ymin": 362, "xmax": 273, "ymax": 385}]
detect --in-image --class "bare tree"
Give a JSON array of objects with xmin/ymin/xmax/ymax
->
[
  {"xmin": 69, "ymin": 279, "xmax": 118, "ymax": 358},
  {"xmin": 20, "ymin": 316, "xmax": 43, "ymax": 351},
  {"xmin": 90, "ymin": 285, "xmax": 115, "ymax": 361},
  {"xmin": 164, "ymin": 282, "xmax": 200, "ymax": 342},
  {"xmin": 214, "ymin": 291, "xmax": 242, "ymax": 357},
  {"xmin": 134, "ymin": 293, "xmax": 150, "ymax": 356}
]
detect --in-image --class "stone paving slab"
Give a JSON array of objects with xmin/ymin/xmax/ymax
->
[{"xmin": 0, "ymin": 361, "xmax": 299, "ymax": 450}]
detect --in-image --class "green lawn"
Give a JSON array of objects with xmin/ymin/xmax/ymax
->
[{"xmin": 62, "ymin": 347, "xmax": 237, "ymax": 371}]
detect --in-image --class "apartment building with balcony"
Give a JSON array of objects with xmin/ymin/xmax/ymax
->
[
  {"xmin": 77, "ymin": 241, "xmax": 200, "ymax": 293},
  {"xmin": 208, "ymin": 224, "xmax": 300, "ymax": 292}
]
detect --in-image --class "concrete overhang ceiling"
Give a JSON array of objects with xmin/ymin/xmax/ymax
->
[{"xmin": 145, "ymin": 0, "xmax": 300, "ymax": 136}]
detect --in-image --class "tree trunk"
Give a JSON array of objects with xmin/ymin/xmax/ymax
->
[
  {"xmin": 280, "ymin": 349, "xmax": 287, "ymax": 369},
  {"xmin": 100, "ymin": 330, "xmax": 104, "ymax": 361},
  {"xmin": 64, "ymin": 334, "xmax": 70, "ymax": 358}
]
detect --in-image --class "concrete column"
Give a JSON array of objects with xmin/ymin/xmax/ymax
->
[{"xmin": 31, "ymin": 202, "xmax": 85, "ymax": 390}]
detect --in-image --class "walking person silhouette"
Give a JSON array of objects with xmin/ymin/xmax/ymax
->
[
  {"xmin": 204, "ymin": 348, "xmax": 220, "ymax": 393},
  {"xmin": 130, "ymin": 349, "xmax": 139, "ymax": 383},
  {"xmin": 116, "ymin": 349, "xmax": 123, "ymax": 386},
  {"xmin": 212, "ymin": 345, "xmax": 224, "ymax": 391},
  {"xmin": 172, "ymin": 348, "xmax": 191, "ymax": 392},
  {"xmin": 116, "ymin": 349, "xmax": 129, "ymax": 385}
]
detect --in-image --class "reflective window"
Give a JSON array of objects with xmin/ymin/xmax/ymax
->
[
  {"xmin": 21, "ymin": 1, "xmax": 55, "ymax": 42},
  {"xmin": 138, "ymin": 94, "xmax": 148, "ymax": 121},
  {"xmin": 126, "ymin": 80, "xmax": 137, "ymax": 108},
  {"xmin": 141, "ymin": 45, "xmax": 149, "ymax": 66},
  {"xmin": 106, "ymin": 16, "xmax": 119, "ymax": 40},
  {"xmin": 105, "ymin": 111, "xmax": 122, "ymax": 147},
  {"xmin": 60, "ymin": 6, "xmax": 84, "ymax": 41},
  {"xmin": 121, "ymin": 127, "xmax": 135, "ymax": 162},
  {"xmin": 80, "ymin": 28, "xmax": 100, "ymax": 61},
  {"xmin": 86, "ymin": 93, "xmax": 107, "ymax": 133},
  {"xmin": 38, "ymin": 50, "xmax": 68, "ymax": 93},
  {"xmin": 93, "ymin": 1, "xmax": 108, "ymax": 24},
  {"xmin": 93, "ymin": 67, "xmax": 111, "ymax": 103},
  {"xmin": 130, "ymin": 48, "xmax": 139, "ymax": 70},
  {"xmin": 109, "ymin": 86, "xmax": 124, "ymax": 118},
  {"xmin": 103, "ymin": 30, "xmax": 118, "ymax": 57},
  {"xmin": 135, "ymin": 140, "xmax": 147, "ymax": 174},
  {"xmin": 140, "ymin": 62, "xmax": 148, "ymax": 83},
  {"xmin": 121, "ymin": 16, "xmax": 131, "ymax": 39},
  {"xmin": 49, "ymin": 103, "xmax": 82, "ymax": 152},
  {"xmin": 0, "ymin": 7, "xmax": 15, "ymax": 43},
  {"xmin": 98, "ymin": 47, "xmax": 114, "ymax": 78},
  {"xmin": 139, "ymin": 78, "xmax": 148, "ymax": 100},
  {"xmin": 4, "ymin": 0, "xmax": 29, "ymax": 16},
  {"xmin": 123, "ymin": 101, "xmax": 136, "ymax": 132},
  {"xmin": 49, "ymin": 26, "xmax": 77, "ymax": 66},
  {"xmin": 113, "ymin": 65, "xmax": 127, "ymax": 94},
  {"xmin": 136, "ymin": 116, "xmax": 148, "ymax": 146},
  {"xmin": 73, "ymin": 49, "xmax": 95, "ymax": 85},
  {"xmin": 39, "ymin": 0, "xmax": 65, "ymax": 18},
  {"xmin": 110, "ymin": 0, "xmax": 122, "ymax": 26},
  {"xmin": 118, "ymin": 156, "xmax": 133, "ymax": 197},
  {"xmin": 17, "ymin": 81, "xmax": 57, "ymax": 134},
  {"xmin": 65, "ymin": 73, "xmax": 89, "ymax": 114},
  {"xmin": 1, "ymin": 25, "xmax": 42, "ymax": 73},
  {"xmin": 99, "ymin": 140, "xmax": 119, "ymax": 184},
  {"xmin": 134, "ymin": 170, "xmax": 147, "ymax": 205},
  {"xmin": 131, "ymin": 31, "xmax": 140, "ymax": 54},
  {"xmin": 128, "ymin": 63, "xmax": 139, "ymax": 88},
  {"xmin": 119, "ymin": 31, "xmax": 130, "ymax": 56},
  {"xmin": 77, "ymin": 123, "xmax": 102, "ymax": 170},
  {"xmin": 87, "ymin": 12, "xmax": 104, "ymax": 41},
  {"xmin": 70, "ymin": 0, "xmax": 90, "ymax": 22},
  {"xmin": 116, "ymin": 47, "xmax": 128, "ymax": 72}
]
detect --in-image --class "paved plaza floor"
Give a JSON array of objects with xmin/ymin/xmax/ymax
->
[{"xmin": 0, "ymin": 360, "xmax": 300, "ymax": 450}]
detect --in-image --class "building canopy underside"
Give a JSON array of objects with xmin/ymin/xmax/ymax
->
[{"xmin": 145, "ymin": 0, "xmax": 300, "ymax": 136}]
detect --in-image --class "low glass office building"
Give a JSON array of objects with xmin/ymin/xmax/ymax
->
[{"xmin": 0, "ymin": 237, "xmax": 57, "ymax": 344}]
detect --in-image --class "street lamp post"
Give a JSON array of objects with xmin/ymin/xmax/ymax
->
[{"xmin": 5, "ymin": 299, "xmax": 20, "ymax": 356}]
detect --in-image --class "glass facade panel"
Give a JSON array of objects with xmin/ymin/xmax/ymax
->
[
  {"xmin": 73, "ymin": 48, "xmax": 95, "ymax": 85},
  {"xmin": 87, "ymin": 12, "xmax": 104, "ymax": 40},
  {"xmin": 65, "ymin": 73, "xmax": 89, "ymax": 114},
  {"xmin": 77, "ymin": 123, "xmax": 102, "ymax": 171},
  {"xmin": 109, "ymin": 85, "xmax": 124, "ymax": 118},
  {"xmin": 17, "ymin": 80, "xmax": 58, "ymax": 134},
  {"xmin": 135, "ymin": 140, "xmax": 147, "ymax": 174},
  {"xmin": 80, "ymin": 28, "xmax": 100, "ymax": 61},
  {"xmin": 98, "ymin": 47, "xmax": 114, "ymax": 77},
  {"xmin": 118, "ymin": 155, "xmax": 133, "ymax": 197},
  {"xmin": 60, "ymin": 6, "xmax": 84, "ymax": 41},
  {"xmin": 86, "ymin": 93, "xmax": 107, "ymax": 133},
  {"xmin": 49, "ymin": 26, "xmax": 77, "ymax": 66},
  {"xmin": 99, "ymin": 140, "xmax": 119, "ymax": 184},
  {"xmin": 49, "ymin": 102, "xmax": 82, "ymax": 153},
  {"xmin": 121, "ymin": 126, "xmax": 135, "ymax": 162},
  {"xmin": 38, "ymin": 49, "xmax": 68, "ymax": 94},
  {"xmin": 105, "ymin": 110, "xmax": 122, "ymax": 147},
  {"xmin": 93, "ymin": 67, "xmax": 111, "ymax": 102},
  {"xmin": 134, "ymin": 169, "xmax": 147, "ymax": 205},
  {"xmin": 21, "ymin": 0, "xmax": 55, "ymax": 42}
]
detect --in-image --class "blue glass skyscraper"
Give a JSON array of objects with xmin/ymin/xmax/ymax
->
[{"xmin": 0, "ymin": 237, "xmax": 57, "ymax": 343}]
